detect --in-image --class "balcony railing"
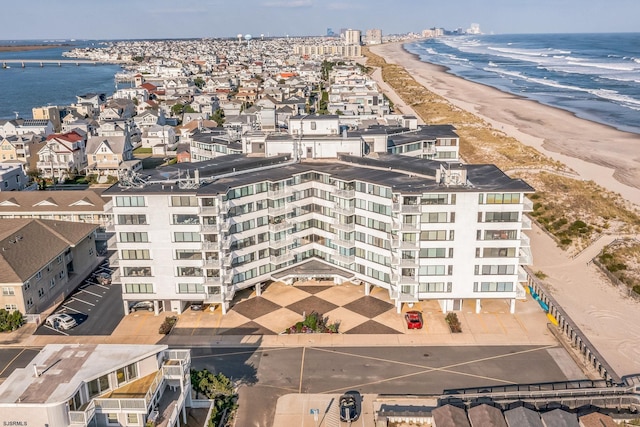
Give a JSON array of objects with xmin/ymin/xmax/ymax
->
[
  {"xmin": 201, "ymin": 224, "xmax": 218, "ymax": 233},
  {"xmin": 334, "ymin": 188, "xmax": 355, "ymax": 199},
  {"xmin": 399, "ymin": 276, "xmax": 419, "ymax": 285},
  {"xmin": 333, "ymin": 237, "xmax": 355, "ymax": 248},
  {"xmin": 69, "ymin": 400, "xmax": 96, "ymax": 426},
  {"xmin": 205, "ymin": 276, "xmax": 222, "ymax": 285},
  {"xmin": 222, "ymin": 253, "xmax": 233, "ymax": 267},
  {"xmin": 392, "ymin": 222, "xmax": 419, "ymax": 232},
  {"xmin": 521, "ymin": 215, "xmax": 532, "ymax": 230},
  {"xmin": 271, "ymin": 221, "xmax": 292, "ymax": 232},
  {"xmin": 270, "ymin": 237, "xmax": 293, "ymax": 250},
  {"xmin": 332, "ymin": 253, "xmax": 355, "ymax": 265},
  {"xmin": 392, "ymin": 203, "xmax": 421, "ymax": 214},
  {"xmin": 519, "ymin": 246, "xmax": 533, "ymax": 265},
  {"xmin": 202, "ymin": 241, "xmax": 219, "ymax": 250},
  {"xmin": 391, "ymin": 239, "xmax": 417, "ymax": 249},
  {"xmin": 520, "ymin": 233, "xmax": 531, "ymax": 248},
  {"xmin": 333, "ymin": 205, "xmax": 355, "ymax": 216},
  {"xmin": 267, "ymin": 187, "xmax": 293, "ymax": 198},
  {"xmin": 271, "ymin": 253, "xmax": 294, "ymax": 265},
  {"xmin": 199, "ymin": 206, "xmax": 219, "ymax": 215},
  {"xmin": 523, "ymin": 196, "xmax": 534, "ymax": 212},
  {"xmin": 268, "ymin": 205, "xmax": 291, "ymax": 216},
  {"xmin": 332, "ymin": 222, "xmax": 355, "ymax": 232},
  {"xmin": 204, "ymin": 258, "xmax": 219, "ymax": 266}
]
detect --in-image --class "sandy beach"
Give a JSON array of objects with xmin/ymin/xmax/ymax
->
[{"xmin": 369, "ymin": 42, "xmax": 640, "ymax": 208}]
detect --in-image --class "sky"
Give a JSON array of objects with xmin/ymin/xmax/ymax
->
[{"xmin": 1, "ymin": 0, "xmax": 639, "ymax": 40}]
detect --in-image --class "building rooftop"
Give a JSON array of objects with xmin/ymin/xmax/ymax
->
[
  {"xmin": 0, "ymin": 344, "xmax": 167, "ymax": 404},
  {"xmin": 105, "ymin": 153, "xmax": 533, "ymax": 196}
]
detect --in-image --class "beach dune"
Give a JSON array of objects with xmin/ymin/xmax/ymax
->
[{"xmin": 369, "ymin": 42, "xmax": 640, "ymax": 208}]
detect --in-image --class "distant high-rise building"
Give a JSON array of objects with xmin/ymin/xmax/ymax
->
[
  {"xmin": 344, "ymin": 29, "xmax": 362, "ymax": 46},
  {"xmin": 467, "ymin": 23, "xmax": 481, "ymax": 34},
  {"xmin": 365, "ymin": 29, "xmax": 382, "ymax": 45},
  {"xmin": 326, "ymin": 28, "xmax": 335, "ymax": 37}
]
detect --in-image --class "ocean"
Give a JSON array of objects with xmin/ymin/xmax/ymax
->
[
  {"xmin": 404, "ymin": 33, "xmax": 640, "ymax": 135},
  {"xmin": 0, "ymin": 40, "xmax": 123, "ymax": 120}
]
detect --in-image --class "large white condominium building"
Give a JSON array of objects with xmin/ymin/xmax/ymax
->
[{"xmin": 105, "ymin": 153, "xmax": 533, "ymax": 315}]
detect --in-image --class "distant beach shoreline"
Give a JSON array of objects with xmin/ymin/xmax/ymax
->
[
  {"xmin": 369, "ymin": 42, "xmax": 640, "ymax": 207},
  {"xmin": 0, "ymin": 45, "xmax": 65, "ymax": 52}
]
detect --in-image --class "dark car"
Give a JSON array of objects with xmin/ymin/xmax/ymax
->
[
  {"xmin": 339, "ymin": 390, "xmax": 361, "ymax": 422},
  {"xmin": 405, "ymin": 311, "xmax": 423, "ymax": 329},
  {"xmin": 130, "ymin": 301, "xmax": 154, "ymax": 312}
]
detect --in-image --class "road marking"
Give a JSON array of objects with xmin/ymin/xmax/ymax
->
[
  {"xmin": 315, "ymin": 345, "xmax": 557, "ymax": 394},
  {"xmin": 42, "ymin": 325, "xmax": 69, "ymax": 336},
  {"xmin": 95, "ymin": 283, "xmax": 109, "ymax": 290},
  {"xmin": 61, "ymin": 306, "xmax": 86, "ymax": 315},
  {"xmin": 0, "ymin": 348, "xmax": 27, "ymax": 378},
  {"xmin": 69, "ymin": 297, "xmax": 95, "ymax": 306},
  {"xmin": 299, "ymin": 346, "xmax": 306, "ymax": 393},
  {"xmin": 190, "ymin": 347, "xmax": 291, "ymax": 359},
  {"xmin": 78, "ymin": 289, "xmax": 102, "ymax": 298}
]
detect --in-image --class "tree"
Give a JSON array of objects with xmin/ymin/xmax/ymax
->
[
  {"xmin": 211, "ymin": 109, "xmax": 225, "ymax": 126},
  {"xmin": 193, "ymin": 77, "xmax": 205, "ymax": 89},
  {"xmin": 26, "ymin": 168, "xmax": 45, "ymax": 190}
]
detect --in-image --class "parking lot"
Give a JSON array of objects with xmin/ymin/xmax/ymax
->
[{"xmin": 35, "ymin": 261, "xmax": 125, "ymax": 336}]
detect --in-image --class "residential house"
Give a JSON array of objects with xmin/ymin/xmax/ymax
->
[
  {"xmin": 504, "ymin": 406, "xmax": 544, "ymax": 427},
  {"xmin": 0, "ymin": 134, "xmax": 44, "ymax": 170},
  {"xmin": 36, "ymin": 130, "xmax": 88, "ymax": 180},
  {"xmin": 578, "ymin": 412, "xmax": 617, "ymax": 427},
  {"xmin": 32, "ymin": 105, "xmax": 63, "ymax": 132},
  {"xmin": 0, "ymin": 164, "xmax": 27, "ymax": 191},
  {"xmin": 0, "ymin": 343, "xmax": 192, "ymax": 427},
  {"xmin": 0, "ymin": 119, "xmax": 54, "ymax": 138},
  {"xmin": 432, "ymin": 404, "xmax": 471, "ymax": 427},
  {"xmin": 141, "ymin": 124, "xmax": 177, "ymax": 154},
  {"xmin": 134, "ymin": 110, "xmax": 165, "ymax": 131},
  {"xmin": 540, "ymin": 409, "xmax": 579, "ymax": 427},
  {"xmin": 86, "ymin": 135, "xmax": 141, "ymax": 178},
  {"xmin": 0, "ymin": 218, "xmax": 98, "ymax": 314},
  {"xmin": 467, "ymin": 404, "xmax": 508, "ymax": 427}
]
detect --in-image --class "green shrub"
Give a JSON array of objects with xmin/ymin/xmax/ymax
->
[
  {"xmin": 560, "ymin": 238, "xmax": 572, "ymax": 246},
  {"xmin": 633, "ymin": 285, "xmax": 640, "ymax": 295},
  {"xmin": 445, "ymin": 312, "xmax": 462, "ymax": 333},
  {"xmin": 0, "ymin": 309, "xmax": 24, "ymax": 332},
  {"xmin": 159, "ymin": 316, "xmax": 177, "ymax": 334}
]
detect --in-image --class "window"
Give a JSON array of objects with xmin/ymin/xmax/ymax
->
[
  {"xmin": 178, "ymin": 283, "xmax": 205, "ymax": 293},
  {"xmin": 421, "ymin": 212, "xmax": 448, "ymax": 223},
  {"xmin": 88, "ymin": 374, "xmax": 110, "ymax": 398},
  {"xmin": 421, "ymin": 194, "xmax": 448, "ymax": 205},
  {"xmin": 484, "ymin": 212, "xmax": 519, "ymax": 222},
  {"xmin": 175, "ymin": 250, "xmax": 202, "ymax": 260},
  {"xmin": 419, "ymin": 248, "xmax": 446, "ymax": 258},
  {"xmin": 122, "ymin": 267, "xmax": 152, "ymax": 277},
  {"xmin": 170, "ymin": 196, "xmax": 198, "ymax": 207},
  {"xmin": 483, "ymin": 229, "xmax": 518, "ymax": 240},
  {"xmin": 115, "ymin": 196, "xmax": 145, "ymax": 207},
  {"xmin": 418, "ymin": 282, "xmax": 450, "ymax": 293},
  {"xmin": 119, "ymin": 232, "xmax": 148, "ymax": 243},
  {"xmin": 35, "ymin": 271, "xmax": 42, "ymax": 280},
  {"xmin": 106, "ymin": 413, "xmax": 118, "ymax": 424},
  {"xmin": 177, "ymin": 267, "xmax": 202, "ymax": 277},
  {"xmin": 4, "ymin": 304, "xmax": 17, "ymax": 311},
  {"xmin": 2, "ymin": 287, "xmax": 14, "ymax": 296},
  {"xmin": 477, "ymin": 265, "xmax": 516, "ymax": 275},
  {"xmin": 420, "ymin": 230, "xmax": 447, "ymax": 241},
  {"xmin": 117, "ymin": 214, "xmax": 147, "ymax": 225},
  {"xmin": 172, "ymin": 214, "xmax": 199, "ymax": 225},
  {"xmin": 57, "ymin": 255, "xmax": 63, "ymax": 264},
  {"xmin": 38, "ymin": 288, "xmax": 45, "ymax": 298},
  {"xmin": 50, "ymin": 278, "xmax": 56, "ymax": 288},
  {"xmin": 475, "ymin": 282, "xmax": 514, "ymax": 292},
  {"xmin": 126, "ymin": 413, "xmax": 139, "ymax": 424},
  {"xmin": 121, "ymin": 249, "xmax": 150, "ymax": 260},
  {"xmin": 419, "ymin": 265, "xmax": 446, "ymax": 276},
  {"xmin": 174, "ymin": 232, "xmax": 200, "ymax": 242},
  {"xmin": 124, "ymin": 283, "xmax": 154, "ymax": 293},
  {"xmin": 482, "ymin": 247, "xmax": 517, "ymax": 258},
  {"xmin": 116, "ymin": 362, "xmax": 139, "ymax": 386},
  {"xmin": 486, "ymin": 193, "xmax": 521, "ymax": 204}
]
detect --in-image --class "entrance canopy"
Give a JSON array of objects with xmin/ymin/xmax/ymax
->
[{"xmin": 271, "ymin": 258, "xmax": 355, "ymax": 282}]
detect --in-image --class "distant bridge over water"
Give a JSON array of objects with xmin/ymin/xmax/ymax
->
[{"xmin": 2, "ymin": 59, "xmax": 120, "ymax": 68}]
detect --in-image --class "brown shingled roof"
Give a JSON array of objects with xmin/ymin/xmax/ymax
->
[{"xmin": 0, "ymin": 219, "xmax": 97, "ymax": 283}]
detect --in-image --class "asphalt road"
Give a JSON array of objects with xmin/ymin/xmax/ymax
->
[{"xmin": 190, "ymin": 344, "xmax": 573, "ymax": 427}]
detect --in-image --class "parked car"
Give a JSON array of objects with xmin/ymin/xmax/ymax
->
[
  {"xmin": 130, "ymin": 301, "xmax": 154, "ymax": 312},
  {"xmin": 189, "ymin": 303, "xmax": 203, "ymax": 311},
  {"xmin": 96, "ymin": 272, "xmax": 111, "ymax": 285},
  {"xmin": 45, "ymin": 313, "xmax": 78, "ymax": 330},
  {"xmin": 405, "ymin": 311, "xmax": 423, "ymax": 329},
  {"xmin": 339, "ymin": 390, "xmax": 361, "ymax": 422}
]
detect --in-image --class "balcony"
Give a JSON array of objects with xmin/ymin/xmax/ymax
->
[
  {"xmin": 334, "ymin": 188, "xmax": 355, "ymax": 199},
  {"xmin": 392, "ymin": 222, "xmax": 419, "ymax": 232},
  {"xmin": 520, "ymin": 233, "xmax": 531, "ymax": 248},
  {"xmin": 268, "ymin": 205, "xmax": 291, "ymax": 216},
  {"xmin": 221, "ymin": 237, "xmax": 232, "ymax": 251},
  {"xmin": 107, "ymin": 235, "xmax": 117, "ymax": 250},
  {"xmin": 392, "ymin": 203, "xmax": 421, "ymax": 214},
  {"xmin": 199, "ymin": 206, "xmax": 219, "ymax": 215},
  {"xmin": 523, "ymin": 196, "xmax": 534, "ymax": 212},
  {"xmin": 399, "ymin": 276, "xmax": 419, "ymax": 285},
  {"xmin": 391, "ymin": 239, "xmax": 418, "ymax": 249},
  {"xmin": 202, "ymin": 241, "xmax": 219, "ymax": 250},
  {"xmin": 267, "ymin": 187, "xmax": 293, "ymax": 198},
  {"xmin": 219, "ymin": 221, "xmax": 231, "ymax": 234},
  {"xmin": 332, "ymin": 253, "xmax": 355, "ymax": 265},
  {"xmin": 519, "ymin": 246, "xmax": 533, "ymax": 265},
  {"xmin": 393, "ymin": 257, "xmax": 418, "ymax": 267},
  {"xmin": 271, "ymin": 253, "xmax": 294, "ymax": 265},
  {"xmin": 222, "ymin": 253, "xmax": 233, "ymax": 267},
  {"xmin": 201, "ymin": 224, "xmax": 218, "ymax": 233},
  {"xmin": 205, "ymin": 276, "xmax": 222, "ymax": 286},
  {"xmin": 271, "ymin": 237, "xmax": 293, "ymax": 250},
  {"xmin": 332, "ymin": 221, "xmax": 355, "ymax": 232},
  {"xmin": 271, "ymin": 221, "xmax": 292, "ymax": 232},
  {"xmin": 333, "ymin": 204, "xmax": 355, "ymax": 216},
  {"xmin": 108, "ymin": 252, "xmax": 119, "ymax": 267},
  {"xmin": 521, "ymin": 215, "xmax": 532, "ymax": 230},
  {"xmin": 333, "ymin": 237, "xmax": 355, "ymax": 248}
]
